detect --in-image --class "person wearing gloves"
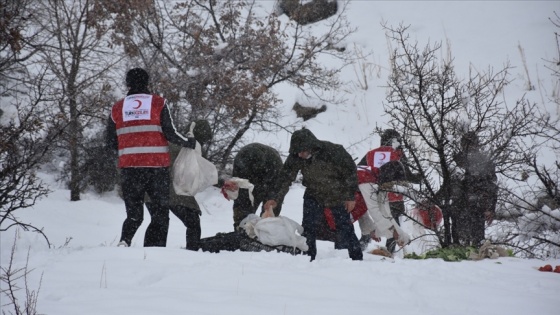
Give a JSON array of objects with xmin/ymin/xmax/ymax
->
[
  {"xmin": 106, "ymin": 68, "xmax": 196, "ymax": 247},
  {"xmin": 264, "ymin": 128, "xmax": 363, "ymax": 261},
  {"xmin": 221, "ymin": 143, "xmax": 285, "ymax": 230}
]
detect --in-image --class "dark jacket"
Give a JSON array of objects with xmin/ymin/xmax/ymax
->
[
  {"xmin": 453, "ymin": 148, "xmax": 498, "ymax": 214},
  {"xmin": 232, "ymin": 143, "xmax": 283, "ymax": 193},
  {"xmin": 270, "ymin": 129, "xmax": 358, "ymax": 207}
]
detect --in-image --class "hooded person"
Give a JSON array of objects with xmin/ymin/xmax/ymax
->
[
  {"xmin": 264, "ymin": 128, "xmax": 363, "ymax": 261},
  {"xmin": 451, "ymin": 131, "xmax": 498, "ymax": 247},
  {"xmin": 106, "ymin": 68, "xmax": 197, "ymax": 247}
]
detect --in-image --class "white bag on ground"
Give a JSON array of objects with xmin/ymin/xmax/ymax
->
[
  {"xmin": 173, "ymin": 140, "xmax": 218, "ymax": 196},
  {"xmin": 239, "ymin": 214, "xmax": 261, "ymax": 238},
  {"xmin": 240, "ymin": 214, "xmax": 308, "ymax": 252}
]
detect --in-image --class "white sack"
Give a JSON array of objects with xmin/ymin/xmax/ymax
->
[
  {"xmin": 239, "ymin": 214, "xmax": 308, "ymax": 252},
  {"xmin": 173, "ymin": 141, "xmax": 218, "ymax": 196},
  {"xmin": 254, "ymin": 216, "xmax": 309, "ymax": 252}
]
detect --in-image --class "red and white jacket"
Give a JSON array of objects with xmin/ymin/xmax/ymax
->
[
  {"xmin": 111, "ymin": 94, "xmax": 170, "ymax": 168},
  {"xmin": 357, "ymin": 146, "xmax": 404, "ymax": 202}
]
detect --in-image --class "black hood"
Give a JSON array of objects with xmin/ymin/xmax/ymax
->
[{"xmin": 289, "ymin": 128, "xmax": 321, "ymax": 155}]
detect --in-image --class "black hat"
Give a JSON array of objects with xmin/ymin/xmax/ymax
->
[
  {"xmin": 380, "ymin": 129, "xmax": 401, "ymax": 146},
  {"xmin": 126, "ymin": 68, "xmax": 149, "ymax": 89}
]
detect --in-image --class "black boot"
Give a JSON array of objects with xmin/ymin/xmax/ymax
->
[
  {"xmin": 144, "ymin": 202, "xmax": 170, "ymax": 247},
  {"xmin": 184, "ymin": 208, "xmax": 201, "ymax": 251}
]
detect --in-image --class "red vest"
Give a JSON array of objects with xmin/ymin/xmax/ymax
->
[
  {"xmin": 357, "ymin": 146, "xmax": 404, "ymax": 202},
  {"xmin": 111, "ymin": 94, "xmax": 170, "ymax": 168}
]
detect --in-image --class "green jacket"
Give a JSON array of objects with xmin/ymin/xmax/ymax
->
[
  {"xmin": 271, "ymin": 129, "xmax": 358, "ymax": 207},
  {"xmin": 232, "ymin": 143, "xmax": 283, "ymax": 192}
]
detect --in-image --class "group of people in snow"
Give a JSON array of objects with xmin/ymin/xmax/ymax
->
[{"xmin": 106, "ymin": 68, "xmax": 498, "ymax": 261}]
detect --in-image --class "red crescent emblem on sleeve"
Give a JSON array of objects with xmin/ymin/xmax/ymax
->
[{"xmin": 133, "ymin": 100, "xmax": 142, "ymax": 109}]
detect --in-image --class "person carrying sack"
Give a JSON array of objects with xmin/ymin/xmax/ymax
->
[
  {"xmin": 145, "ymin": 119, "xmax": 215, "ymax": 250},
  {"xmin": 106, "ymin": 68, "xmax": 196, "ymax": 247}
]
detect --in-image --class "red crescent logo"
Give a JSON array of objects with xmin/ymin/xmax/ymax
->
[
  {"xmin": 133, "ymin": 100, "xmax": 142, "ymax": 109},
  {"xmin": 379, "ymin": 152, "xmax": 387, "ymax": 161}
]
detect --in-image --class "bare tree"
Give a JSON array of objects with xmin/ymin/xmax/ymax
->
[
  {"xmin": 0, "ymin": 68, "xmax": 55, "ymax": 246},
  {"xmin": 0, "ymin": 0, "xmax": 45, "ymax": 83},
  {"xmin": 91, "ymin": 0, "xmax": 355, "ymax": 172},
  {"xmin": 498, "ymin": 157, "xmax": 560, "ymax": 258},
  {"xmin": 0, "ymin": 235, "xmax": 43, "ymax": 315},
  {"xmin": 494, "ymin": 13, "xmax": 560, "ymax": 258},
  {"xmin": 0, "ymin": 1, "xmax": 56, "ymax": 244},
  {"xmin": 382, "ymin": 23, "xmax": 551, "ymax": 252},
  {"xmin": 33, "ymin": 0, "xmax": 124, "ymax": 200}
]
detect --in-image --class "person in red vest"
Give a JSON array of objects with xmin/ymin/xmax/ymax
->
[
  {"xmin": 106, "ymin": 68, "xmax": 196, "ymax": 247},
  {"xmin": 356, "ymin": 129, "xmax": 420, "ymax": 252}
]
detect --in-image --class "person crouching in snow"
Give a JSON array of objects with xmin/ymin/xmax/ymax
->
[
  {"xmin": 220, "ymin": 143, "xmax": 285, "ymax": 230},
  {"xmin": 355, "ymin": 129, "xmax": 419, "ymax": 253},
  {"xmin": 264, "ymin": 128, "xmax": 363, "ymax": 261}
]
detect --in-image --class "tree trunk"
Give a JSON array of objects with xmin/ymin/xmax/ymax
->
[
  {"xmin": 68, "ymin": 63, "xmax": 81, "ymax": 201},
  {"xmin": 69, "ymin": 96, "xmax": 80, "ymax": 201}
]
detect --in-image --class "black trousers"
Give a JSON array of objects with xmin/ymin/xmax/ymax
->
[
  {"xmin": 120, "ymin": 167, "xmax": 170, "ymax": 247},
  {"xmin": 169, "ymin": 205, "xmax": 201, "ymax": 251},
  {"xmin": 302, "ymin": 195, "xmax": 362, "ymax": 261}
]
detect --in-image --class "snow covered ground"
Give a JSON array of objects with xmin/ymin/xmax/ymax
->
[
  {"xmin": 2, "ymin": 176, "xmax": 559, "ymax": 315},
  {"xmin": 2, "ymin": 1, "xmax": 560, "ymax": 315}
]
